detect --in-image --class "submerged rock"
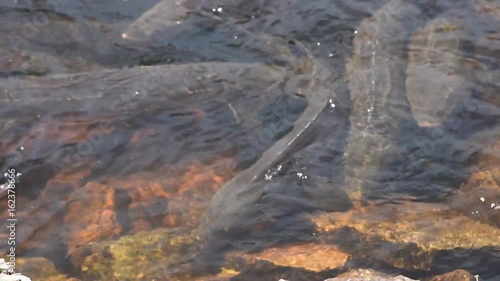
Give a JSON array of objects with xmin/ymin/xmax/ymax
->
[
  {"xmin": 324, "ymin": 268, "xmax": 477, "ymax": 281},
  {"xmin": 226, "ymin": 242, "xmax": 349, "ymax": 272},
  {"xmin": 406, "ymin": 17, "xmax": 475, "ymax": 127},
  {"xmin": 428, "ymin": 269, "xmax": 477, "ymax": 281},
  {"xmin": 81, "ymin": 228, "xmax": 202, "ymax": 280},
  {"xmin": 310, "ymin": 200, "xmax": 500, "ymax": 273},
  {"xmin": 325, "ymin": 268, "xmax": 415, "ymax": 280},
  {"xmin": 15, "ymin": 257, "xmax": 71, "ymax": 281}
]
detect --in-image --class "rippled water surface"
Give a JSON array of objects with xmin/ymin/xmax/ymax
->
[{"xmin": 0, "ymin": 0, "xmax": 499, "ymax": 280}]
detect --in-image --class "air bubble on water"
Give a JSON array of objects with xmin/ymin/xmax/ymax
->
[
  {"xmin": 135, "ymin": 91, "xmax": 140, "ymax": 95},
  {"xmin": 316, "ymin": 42, "xmax": 321, "ymax": 46},
  {"xmin": 265, "ymin": 170, "xmax": 273, "ymax": 181},
  {"xmin": 20, "ymin": 146, "xmax": 24, "ymax": 150},
  {"xmin": 296, "ymin": 172, "xmax": 307, "ymax": 179}
]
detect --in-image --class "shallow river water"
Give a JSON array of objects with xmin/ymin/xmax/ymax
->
[{"xmin": 0, "ymin": 0, "xmax": 499, "ymax": 280}]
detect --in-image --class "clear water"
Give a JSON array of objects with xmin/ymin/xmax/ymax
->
[{"xmin": 0, "ymin": 0, "xmax": 498, "ymax": 280}]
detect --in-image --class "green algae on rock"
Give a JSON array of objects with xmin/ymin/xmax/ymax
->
[{"xmin": 81, "ymin": 228, "xmax": 202, "ymax": 280}]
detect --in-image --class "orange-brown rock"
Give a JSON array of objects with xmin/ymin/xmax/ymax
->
[
  {"xmin": 163, "ymin": 159, "xmax": 234, "ymax": 229},
  {"xmin": 227, "ymin": 242, "xmax": 349, "ymax": 272},
  {"xmin": 63, "ymin": 182, "xmax": 122, "ymax": 258},
  {"xmin": 428, "ymin": 269, "xmax": 476, "ymax": 281},
  {"xmin": 106, "ymin": 157, "xmax": 235, "ymax": 232}
]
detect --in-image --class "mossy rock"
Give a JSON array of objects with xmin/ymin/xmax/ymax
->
[{"xmin": 81, "ymin": 227, "xmax": 202, "ymax": 281}]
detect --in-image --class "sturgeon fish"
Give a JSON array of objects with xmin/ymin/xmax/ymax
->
[{"xmin": 198, "ymin": 0, "xmax": 452, "ymax": 243}]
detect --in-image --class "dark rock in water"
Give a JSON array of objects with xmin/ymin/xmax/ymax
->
[
  {"xmin": 0, "ymin": 8, "xmax": 123, "ymax": 74},
  {"xmin": 446, "ymin": 136, "xmax": 500, "ymax": 228},
  {"xmin": 310, "ymin": 199, "xmax": 500, "ymax": 276},
  {"xmin": 197, "ymin": 0, "xmax": 495, "ymax": 264}
]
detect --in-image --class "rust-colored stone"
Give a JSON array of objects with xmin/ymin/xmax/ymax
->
[
  {"xmin": 107, "ymin": 158, "xmax": 235, "ymax": 231},
  {"xmin": 63, "ymin": 182, "xmax": 122, "ymax": 259}
]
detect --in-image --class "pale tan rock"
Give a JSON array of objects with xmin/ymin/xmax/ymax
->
[
  {"xmin": 428, "ymin": 269, "xmax": 476, "ymax": 281},
  {"xmin": 325, "ymin": 268, "xmax": 415, "ymax": 280},
  {"xmin": 227, "ymin": 242, "xmax": 349, "ymax": 272}
]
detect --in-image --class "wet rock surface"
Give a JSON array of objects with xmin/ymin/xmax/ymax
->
[
  {"xmin": 406, "ymin": 17, "xmax": 474, "ymax": 127},
  {"xmin": 0, "ymin": 0, "xmax": 499, "ymax": 280},
  {"xmin": 80, "ymin": 227, "xmax": 202, "ymax": 281},
  {"xmin": 325, "ymin": 268, "xmax": 416, "ymax": 280},
  {"xmin": 16, "ymin": 257, "xmax": 77, "ymax": 281}
]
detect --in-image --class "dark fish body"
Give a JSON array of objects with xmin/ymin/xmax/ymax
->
[{"xmin": 198, "ymin": 0, "xmax": 432, "ymax": 241}]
